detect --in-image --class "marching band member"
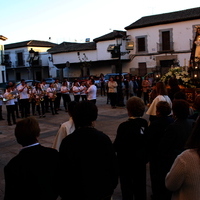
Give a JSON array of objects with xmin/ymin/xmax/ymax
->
[
  {"xmin": 40, "ymin": 79, "xmax": 49, "ymax": 113},
  {"xmin": 28, "ymin": 83, "xmax": 36, "ymax": 116},
  {"xmin": 80, "ymin": 81, "xmax": 87, "ymax": 101},
  {"xmin": 4, "ymin": 86, "xmax": 16, "ymax": 126},
  {"xmin": 54, "ymin": 79, "xmax": 62, "ymax": 112},
  {"xmin": 35, "ymin": 82, "xmax": 45, "ymax": 118},
  {"xmin": 17, "ymin": 79, "xmax": 29, "ymax": 118},
  {"xmin": 47, "ymin": 83, "xmax": 58, "ymax": 115},
  {"xmin": 72, "ymin": 81, "xmax": 80, "ymax": 102},
  {"xmin": 12, "ymin": 83, "xmax": 20, "ymax": 118},
  {"xmin": 61, "ymin": 81, "xmax": 71, "ymax": 112}
]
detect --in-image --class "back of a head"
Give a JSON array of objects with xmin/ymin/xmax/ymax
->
[
  {"xmin": 156, "ymin": 81, "xmax": 167, "ymax": 95},
  {"xmin": 172, "ymin": 99, "xmax": 189, "ymax": 119},
  {"xmin": 126, "ymin": 96, "xmax": 145, "ymax": 117},
  {"xmin": 173, "ymin": 91, "xmax": 186, "ymax": 100},
  {"xmin": 15, "ymin": 117, "xmax": 40, "ymax": 147},
  {"xmin": 193, "ymin": 96, "xmax": 200, "ymax": 111},
  {"xmin": 156, "ymin": 101, "xmax": 171, "ymax": 117},
  {"xmin": 72, "ymin": 101, "xmax": 98, "ymax": 128},
  {"xmin": 68, "ymin": 101, "xmax": 78, "ymax": 117},
  {"xmin": 185, "ymin": 116, "xmax": 200, "ymax": 153}
]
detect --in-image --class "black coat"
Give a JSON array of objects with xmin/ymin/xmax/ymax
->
[
  {"xmin": 4, "ymin": 144, "xmax": 59, "ymax": 200},
  {"xmin": 59, "ymin": 127, "xmax": 118, "ymax": 200},
  {"xmin": 113, "ymin": 118, "xmax": 148, "ymax": 200}
]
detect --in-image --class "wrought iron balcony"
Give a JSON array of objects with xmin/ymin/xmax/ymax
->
[{"xmin": 157, "ymin": 42, "xmax": 174, "ymax": 53}]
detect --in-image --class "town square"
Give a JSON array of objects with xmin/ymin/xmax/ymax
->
[{"xmin": 1, "ymin": 2, "xmax": 200, "ymax": 200}]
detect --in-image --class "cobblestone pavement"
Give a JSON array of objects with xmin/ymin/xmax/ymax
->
[{"xmin": 0, "ymin": 94, "xmax": 152, "ymax": 200}]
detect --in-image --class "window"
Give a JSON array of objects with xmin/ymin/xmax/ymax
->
[
  {"xmin": 162, "ymin": 31, "xmax": 170, "ymax": 50},
  {"xmin": 17, "ymin": 52, "xmax": 24, "ymax": 66},
  {"xmin": 4, "ymin": 54, "xmax": 11, "ymax": 67},
  {"xmin": 16, "ymin": 72, "xmax": 21, "ymax": 81},
  {"xmin": 136, "ymin": 36, "xmax": 147, "ymax": 53},
  {"xmin": 158, "ymin": 29, "xmax": 173, "ymax": 52}
]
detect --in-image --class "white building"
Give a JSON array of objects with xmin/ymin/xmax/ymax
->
[
  {"xmin": 4, "ymin": 40, "xmax": 57, "ymax": 82},
  {"xmin": 124, "ymin": 6, "xmax": 200, "ymax": 77},
  {"xmin": 3, "ymin": 7, "xmax": 200, "ymax": 82},
  {"xmin": 0, "ymin": 35, "xmax": 7, "ymax": 84},
  {"xmin": 48, "ymin": 6, "xmax": 200, "ymax": 80}
]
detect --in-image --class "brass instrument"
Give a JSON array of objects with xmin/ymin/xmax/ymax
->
[
  {"xmin": 35, "ymin": 95, "xmax": 44, "ymax": 105},
  {"xmin": 29, "ymin": 93, "xmax": 35, "ymax": 102},
  {"xmin": 51, "ymin": 90, "xmax": 57, "ymax": 101},
  {"xmin": 35, "ymin": 98, "xmax": 40, "ymax": 105},
  {"xmin": 48, "ymin": 86, "xmax": 57, "ymax": 101},
  {"xmin": 3, "ymin": 92, "xmax": 15, "ymax": 102},
  {"xmin": 27, "ymin": 85, "xmax": 33, "ymax": 90}
]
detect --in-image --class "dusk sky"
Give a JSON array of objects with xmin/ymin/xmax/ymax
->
[{"xmin": 1, "ymin": 0, "xmax": 200, "ymax": 44}]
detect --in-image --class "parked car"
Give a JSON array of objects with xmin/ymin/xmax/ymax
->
[
  {"xmin": 104, "ymin": 73, "xmax": 129, "ymax": 82},
  {"xmin": 44, "ymin": 78, "xmax": 55, "ymax": 84}
]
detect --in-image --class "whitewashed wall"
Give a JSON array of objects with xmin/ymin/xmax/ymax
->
[
  {"xmin": 0, "ymin": 41, "xmax": 6, "ymax": 83},
  {"xmin": 125, "ymin": 19, "xmax": 200, "ymax": 72}
]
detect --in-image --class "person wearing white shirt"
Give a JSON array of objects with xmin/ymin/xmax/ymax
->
[
  {"xmin": 40, "ymin": 80, "xmax": 49, "ymax": 113},
  {"xmin": 54, "ymin": 79, "xmax": 62, "ymax": 112},
  {"xmin": 17, "ymin": 79, "xmax": 29, "ymax": 118},
  {"xmin": 52, "ymin": 101, "xmax": 77, "ymax": 151},
  {"xmin": 80, "ymin": 81, "xmax": 87, "ymax": 101},
  {"xmin": 72, "ymin": 81, "xmax": 80, "ymax": 102},
  {"xmin": 86, "ymin": 79, "xmax": 97, "ymax": 104},
  {"xmin": 146, "ymin": 81, "xmax": 172, "ymax": 123},
  {"xmin": 61, "ymin": 81, "xmax": 71, "ymax": 112},
  {"xmin": 4, "ymin": 86, "xmax": 16, "ymax": 126},
  {"xmin": 47, "ymin": 83, "xmax": 58, "ymax": 115}
]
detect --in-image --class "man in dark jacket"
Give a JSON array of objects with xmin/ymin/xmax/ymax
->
[
  {"xmin": 59, "ymin": 101, "xmax": 118, "ymax": 200},
  {"xmin": 4, "ymin": 117, "xmax": 59, "ymax": 200}
]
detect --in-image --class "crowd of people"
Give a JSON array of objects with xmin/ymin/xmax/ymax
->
[
  {"xmin": 2, "ymin": 74, "xmax": 200, "ymax": 200},
  {"xmin": 0, "ymin": 77, "xmax": 97, "ymax": 126}
]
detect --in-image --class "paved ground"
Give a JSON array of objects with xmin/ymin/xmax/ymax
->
[{"xmin": 0, "ymin": 93, "xmax": 152, "ymax": 200}]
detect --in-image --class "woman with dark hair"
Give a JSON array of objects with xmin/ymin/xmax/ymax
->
[
  {"xmin": 165, "ymin": 117, "xmax": 200, "ymax": 200},
  {"xmin": 167, "ymin": 76, "xmax": 180, "ymax": 101},
  {"xmin": 108, "ymin": 77, "xmax": 118, "ymax": 108},
  {"xmin": 146, "ymin": 81, "xmax": 172, "ymax": 123},
  {"xmin": 189, "ymin": 95, "xmax": 200, "ymax": 120},
  {"xmin": 113, "ymin": 96, "xmax": 148, "ymax": 200},
  {"xmin": 4, "ymin": 117, "xmax": 59, "ymax": 200},
  {"xmin": 59, "ymin": 101, "xmax": 118, "ymax": 200},
  {"xmin": 157, "ymin": 99, "xmax": 195, "ymax": 200},
  {"xmin": 47, "ymin": 83, "xmax": 58, "ymax": 115},
  {"xmin": 61, "ymin": 81, "xmax": 71, "ymax": 112},
  {"xmin": 146, "ymin": 101, "xmax": 174, "ymax": 200}
]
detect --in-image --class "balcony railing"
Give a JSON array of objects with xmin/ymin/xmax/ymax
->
[{"xmin": 157, "ymin": 42, "xmax": 174, "ymax": 53}]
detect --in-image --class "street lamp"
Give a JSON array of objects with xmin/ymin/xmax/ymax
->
[
  {"xmin": 29, "ymin": 48, "xmax": 35, "ymax": 81},
  {"xmin": 114, "ymin": 32, "xmax": 124, "ymax": 106}
]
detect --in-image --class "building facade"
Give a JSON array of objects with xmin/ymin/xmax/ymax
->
[
  {"xmin": 3, "ymin": 7, "xmax": 200, "ymax": 82},
  {"xmin": 4, "ymin": 40, "xmax": 57, "ymax": 82},
  {"xmin": 124, "ymin": 7, "xmax": 200, "ymax": 78},
  {"xmin": 48, "ymin": 7, "xmax": 200, "ymax": 80},
  {"xmin": 0, "ymin": 35, "xmax": 7, "ymax": 83}
]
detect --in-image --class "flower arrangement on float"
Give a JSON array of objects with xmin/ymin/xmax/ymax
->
[{"xmin": 160, "ymin": 66, "xmax": 196, "ymax": 88}]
